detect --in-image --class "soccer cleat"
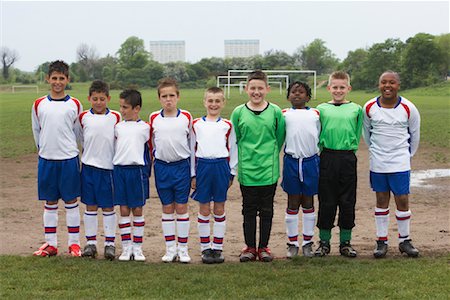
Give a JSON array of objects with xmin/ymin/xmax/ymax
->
[
  {"xmin": 119, "ymin": 245, "xmax": 133, "ymax": 261},
  {"xmin": 258, "ymin": 247, "xmax": 274, "ymax": 262},
  {"xmin": 104, "ymin": 245, "xmax": 116, "ymax": 261},
  {"xmin": 178, "ymin": 246, "xmax": 191, "ymax": 263},
  {"xmin": 339, "ymin": 241, "xmax": 357, "ymax": 258},
  {"xmin": 302, "ymin": 242, "xmax": 314, "ymax": 258},
  {"xmin": 373, "ymin": 240, "xmax": 388, "ymax": 258},
  {"xmin": 162, "ymin": 245, "xmax": 178, "ymax": 263},
  {"xmin": 399, "ymin": 239, "xmax": 419, "ymax": 257},
  {"xmin": 82, "ymin": 244, "xmax": 97, "ymax": 258},
  {"xmin": 69, "ymin": 244, "xmax": 82, "ymax": 257},
  {"xmin": 314, "ymin": 241, "xmax": 331, "ymax": 257},
  {"xmin": 212, "ymin": 249, "xmax": 225, "ymax": 264},
  {"xmin": 201, "ymin": 249, "xmax": 215, "ymax": 264},
  {"xmin": 239, "ymin": 247, "xmax": 257, "ymax": 262},
  {"xmin": 286, "ymin": 243, "xmax": 299, "ymax": 259},
  {"xmin": 133, "ymin": 246, "xmax": 146, "ymax": 262},
  {"xmin": 33, "ymin": 243, "xmax": 58, "ymax": 257}
]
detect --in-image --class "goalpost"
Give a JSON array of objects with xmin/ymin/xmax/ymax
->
[
  {"xmin": 226, "ymin": 69, "xmax": 317, "ymax": 99},
  {"xmin": 12, "ymin": 85, "xmax": 39, "ymax": 93},
  {"xmin": 217, "ymin": 74, "xmax": 290, "ymax": 97}
]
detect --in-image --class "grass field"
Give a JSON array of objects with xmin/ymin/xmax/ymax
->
[
  {"xmin": 0, "ymin": 82, "xmax": 449, "ymax": 298},
  {"xmin": 0, "ymin": 82, "xmax": 449, "ymax": 158}
]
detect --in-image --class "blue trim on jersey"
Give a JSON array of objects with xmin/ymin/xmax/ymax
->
[
  {"xmin": 201, "ymin": 116, "xmax": 221, "ymax": 122},
  {"xmin": 160, "ymin": 108, "xmax": 181, "ymax": 118},
  {"xmin": 48, "ymin": 94, "xmax": 71, "ymax": 102},
  {"xmin": 89, "ymin": 108, "xmax": 110, "ymax": 115},
  {"xmin": 376, "ymin": 96, "xmax": 402, "ymax": 108}
]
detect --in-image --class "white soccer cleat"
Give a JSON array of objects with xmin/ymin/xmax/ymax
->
[
  {"xmin": 118, "ymin": 245, "xmax": 133, "ymax": 261},
  {"xmin": 162, "ymin": 245, "xmax": 178, "ymax": 263},
  {"xmin": 178, "ymin": 246, "xmax": 191, "ymax": 263},
  {"xmin": 133, "ymin": 246, "xmax": 146, "ymax": 262}
]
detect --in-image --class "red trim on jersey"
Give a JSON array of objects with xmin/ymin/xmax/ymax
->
[
  {"xmin": 71, "ymin": 97, "xmax": 82, "ymax": 115},
  {"xmin": 192, "ymin": 118, "xmax": 201, "ymax": 135},
  {"xmin": 365, "ymin": 100, "xmax": 377, "ymax": 118},
  {"xmin": 313, "ymin": 108, "xmax": 320, "ymax": 116},
  {"xmin": 33, "ymin": 96, "xmax": 47, "ymax": 120},
  {"xmin": 223, "ymin": 119, "xmax": 233, "ymax": 157},
  {"xmin": 149, "ymin": 113, "xmax": 160, "ymax": 157},
  {"xmin": 111, "ymin": 111, "xmax": 121, "ymax": 124},
  {"xmin": 282, "ymin": 108, "xmax": 288, "ymax": 114},
  {"xmin": 181, "ymin": 111, "xmax": 192, "ymax": 125},
  {"xmin": 78, "ymin": 111, "xmax": 89, "ymax": 128},
  {"xmin": 400, "ymin": 103, "xmax": 410, "ymax": 119}
]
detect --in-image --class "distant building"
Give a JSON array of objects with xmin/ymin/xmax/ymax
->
[
  {"xmin": 224, "ymin": 39, "xmax": 259, "ymax": 58},
  {"xmin": 149, "ymin": 41, "xmax": 185, "ymax": 64}
]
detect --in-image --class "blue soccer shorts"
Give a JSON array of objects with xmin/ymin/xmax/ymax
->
[
  {"xmin": 370, "ymin": 171, "xmax": 410, "ymax": 195},
  {"xmin": 81, "ymin": 164, "xmax": 114, "ymax": 208},
  {"xmin": 38, "ymin": 156, "xmax": 81, "ymax": 202},
  {"xmin": 113, "ymin": 165, "xmax": 148, "ymax": 208},
  {"xmin": 281, "ymin": 154, "xmax": 320, "ymax": 196},
  {"xmin": 154, "ymin": 158, "xmax": 191, "ymax": 205},
  {"xmin": 191, "ymin": 158, "xmax": 231, "ymax": 204}
]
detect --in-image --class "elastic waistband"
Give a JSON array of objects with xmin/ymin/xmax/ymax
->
[
  {"xmin": 155, "ymin": 158, "xmax": 189, "ymax": 166},
  {"xmin": 114, "ymin": 164, "xmax": 145, "ymax": 169},
  {"xmin": 322, "ymin": 148, "xmax": 354, "ymax": 154},
  {"xmin": 285, "ymin": 153, "xmax": 319, "ymax": 161},
  {"xmin": 197, "ymin": 157, "xmax": 228, "ymax": 164}
]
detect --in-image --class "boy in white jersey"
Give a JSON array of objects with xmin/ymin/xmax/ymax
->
[
  {"xmin": 149, "ymin": 78, "xmax": 193, "ymax": 263},
  {"xmin": 113, "ymin": 89, "xmax": 150, "ymax": 262},
  {"xmin": 363, "ymin": 71, "xmax": 420, "ymax": 258},
  {"xmin": 190, "ymin": 87, "xmax": 237, "ymax": 264},
  {"xmin": 79, "ymin": 80, "xmax": 121, "ymax": 260},
  {"xmin": 32, "ymin": 60, "xmax": 83, "ymax": 257},
  {"xmin": 282, "ymin": 82, "xmax": 320, "ymax": 258}
]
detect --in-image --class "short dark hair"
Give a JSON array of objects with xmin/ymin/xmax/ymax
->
[
  {"xmin": 157, "ymin": 77, "xmax": 179, "ymax": 97},
  {"xmin": 204, "ymin": 86, "xmax": 225, "ymax": 101},
  {"xmin": 247, "ymin": 70, "xmax": 267, "ymax": 84},
  {"xmin": 48, "ymin": 60, "xmax": 69, "ymax": 77},
  {"xmin": 120, "ymin": 89, "xmax": 142, "ymax": 108},
  {"xmin": 89, "ymin": 80, "xmax": 109, "ymax": 96},
  {"xmin": 287, "ymin": 81, "xmax": 312, "ymax": 99}
]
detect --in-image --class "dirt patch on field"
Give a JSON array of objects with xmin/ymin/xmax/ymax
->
[{"xmin": 1, "ymin": 143, "xmax": 449, "ymax": 262}]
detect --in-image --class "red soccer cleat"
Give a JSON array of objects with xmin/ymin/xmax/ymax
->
[
  {"xmin": 33, "ymin": 243, "xmax": 58, "ymax": 257},
  {"xmin": 68, "ymin": 244, "xmax": 82, "ymax": 257}
]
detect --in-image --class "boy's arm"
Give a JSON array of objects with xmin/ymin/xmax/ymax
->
[
  {"xmin": 409, "ymin": 104, "xmax": 421, "ymax": 156},
  {"xmin": 275, "ymin": 108, "xmax": 286, "ymax": 152},
  {"xmin": 31, "ymin": 103, "xmax": 40, "ymax": 149},
  {"xmin": 230, "ymin": 107, "xmax": 241, "ymax": 142},
  {"xmin": 228, "ymin": 124, "xmax": 238, "ymax": 176},
  {"xmin": 362, "ymin": 103, "xmax": 371, "ymax": 147},
  {"xmin": 189, "ymin": 122, "xmax": 197, "ymax": 178},
  {"xmin": 355, "ymin": 105, "xmax": 364, "ymax": 147}
]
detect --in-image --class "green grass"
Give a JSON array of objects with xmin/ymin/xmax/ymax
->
[
  {"xmin": 1, "ymin": 255, "xmax": 449, "ymax": 299},
  {"xmin": 0, "ymin": 82, "xmax": 449, "ymax": 158}
]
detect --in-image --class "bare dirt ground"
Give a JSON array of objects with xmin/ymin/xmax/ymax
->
[{"xmin": 1, "ymin": 143, "xmax": 449, "ymax": 262}]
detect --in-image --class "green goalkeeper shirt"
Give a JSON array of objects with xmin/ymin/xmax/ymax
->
[
  {"xmin": 317, "ymin": 102, "xmax": 363, "ymax": 151},
  {"xmin": 231, "ymin": 102, "xmax": 286, "ymax": 186}
]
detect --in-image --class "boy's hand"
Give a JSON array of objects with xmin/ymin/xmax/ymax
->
[{"xmin": 191, "ymin": 177, "xmax": 196, "ymax": 190}]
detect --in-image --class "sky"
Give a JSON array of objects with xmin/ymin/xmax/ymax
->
[{"xmin": 1, "ymin": 0, "xmax": 449, "ymax": 72}]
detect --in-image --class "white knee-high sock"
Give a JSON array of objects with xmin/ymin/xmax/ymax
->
[
  {"xmin": 133, "ymin": 216, "xmax": 145, "ymax": 248},
  {"xmin": 212, "ymin": 213, "xmax": 226, "ymax": 251},
  {"xmin": 162, "ymin": 213, "xmax": 176, "ymax": 248},
  {"xmin": 177, "ymin": 213, "xmax": 190, "ymax": 248},
  {"xmin": 119, "ymin": 217, "xmax": 131, "ymax": 248},
  {"xmin": 375, "ymin": 207, "xmax": 390, "ymax": 243},
  {"xmin": 197, "ymin": 213, "xmax": 211, "ymax": 251},
  {"xmin": 84, "ymin": 211, "xmax": 98, "ymax": 245},
  {"xmin": 65, "ymin": 202, "xmax": 80, "ymax": 246},
  {"xmin": 396, "ymin": 210, "xmax": 411, "ymax": 243},
  {"xmin": 44, "ymin": 204, "xmax": 58, "ymax": 247},
  {"xmin": 103, "ymin": 211, "xmax": 116, "ymax": 246},
  {"xmin": 285, "ymin": 209, "xmax": 299, "ymax": 247},
  {"xmin": 302, "ymin": 207, "xmax": 316, "ymax": 246}
]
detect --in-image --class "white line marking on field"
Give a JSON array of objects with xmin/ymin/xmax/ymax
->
[{"xmin": 410, "ymin": 169, "xmax": 450, "ymax": 188}]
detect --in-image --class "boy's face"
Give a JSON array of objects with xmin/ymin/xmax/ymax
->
[
  {"xmin": 288, "ymin": 84, "xmax": 309, "ymax": 109},
  {"xmin": 245, "ymin": 79, "xmax": 270, "ymax": 106},
  {"xmin": 159, "ymin": 86, "xmax": 179, "ymax": 111},
  {"xmin": 88, "ymin": 91, "xmax": 110, "ymax": 114},
  {"xmin": 119, "ymin": 98, "xmax": 140, "ymax": 121},
  {"xmin": 379, "ymin": 73, "xmax": 400, "ymax": 101},
  {"xmin": 47, "ymin": 71, "xmax": 69, "ymax": 97},
  {"xmin": 327, "ymin": 79, "xmax": 351, "ymax": 102},
  {"xmin": 204, "ymin": 92, "xmax": 225, "ymax": 118}
]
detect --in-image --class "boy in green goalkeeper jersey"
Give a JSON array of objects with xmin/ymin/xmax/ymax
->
[
  {"xmin": 231, "ymin": 70, "xmax": 286, "ymax": 262},
  {"xmin": 314, "ymin": 71, "xmax": 363, "ymax": 258}
]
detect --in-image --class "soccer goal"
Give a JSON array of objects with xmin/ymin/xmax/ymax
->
[
  {"xmin": 226, "ymin": 70, "xmax": 317, "ymax": 99},
  {"xmin": 217, "ymin": 74, "xmax": 289, "ymax": 97},
  {"xmin": 12, "ymin": 85, "xmax": 39, "ymax": 93}
]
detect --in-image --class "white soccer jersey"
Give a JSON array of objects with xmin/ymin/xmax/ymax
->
[
  {"xmin": 149, "ymin": 109, "xmax": 192, "ymax": 163},
  {"xmin": 113, "ymin": 120, "xmax": 150, "ymax": 166},
  {"xmin": 282, "ymin": 107, "xmax": 321, "ymax": 158},
  {"xmin": 79, "ymin": 108, "xmax": 121, "ymax": 170},
  {"xmin": 31, "ymin": 95, "xmax": 83, "ymax": 160},
  {"xmin": 190, "ymin": 116, "xmax": 238, "ymax": 176},
  {"xmin": 363, "ymin": 96, "xmax": 420, "ymax": 173}
]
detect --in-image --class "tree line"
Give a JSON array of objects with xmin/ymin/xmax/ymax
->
[{"xmin": 1, "ymin": 32, "xmax": 448, "ymax": 90}]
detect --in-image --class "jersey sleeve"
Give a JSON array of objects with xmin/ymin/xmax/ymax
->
[
  {"xmin": 190, "ymin": 121, "xmax": 198, "ymax": 177},
  {"xmin": 355, "ymin": 104, "xmax": 364, "ymax": 149},
  {"xmin": 230, "ymin": 106, "xmax": 242, "ymax": 143},
  {"xmin": 275, "ymin": 106, "xmax": 286, "ymax": 153},
  {"xmin": 362, "ymin": 102, "xmax": 372, "ymax": 147},
  {"xmin": 31, "ymin": 102, "xmax": 40, "ymax": 149},
  {"xmin": 228, "ymin": 123, "xmax": 238, "ymax": 176},
  {"xmin": 408, "ymin": 103, "xmax": 421, "ymax": 156}
]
